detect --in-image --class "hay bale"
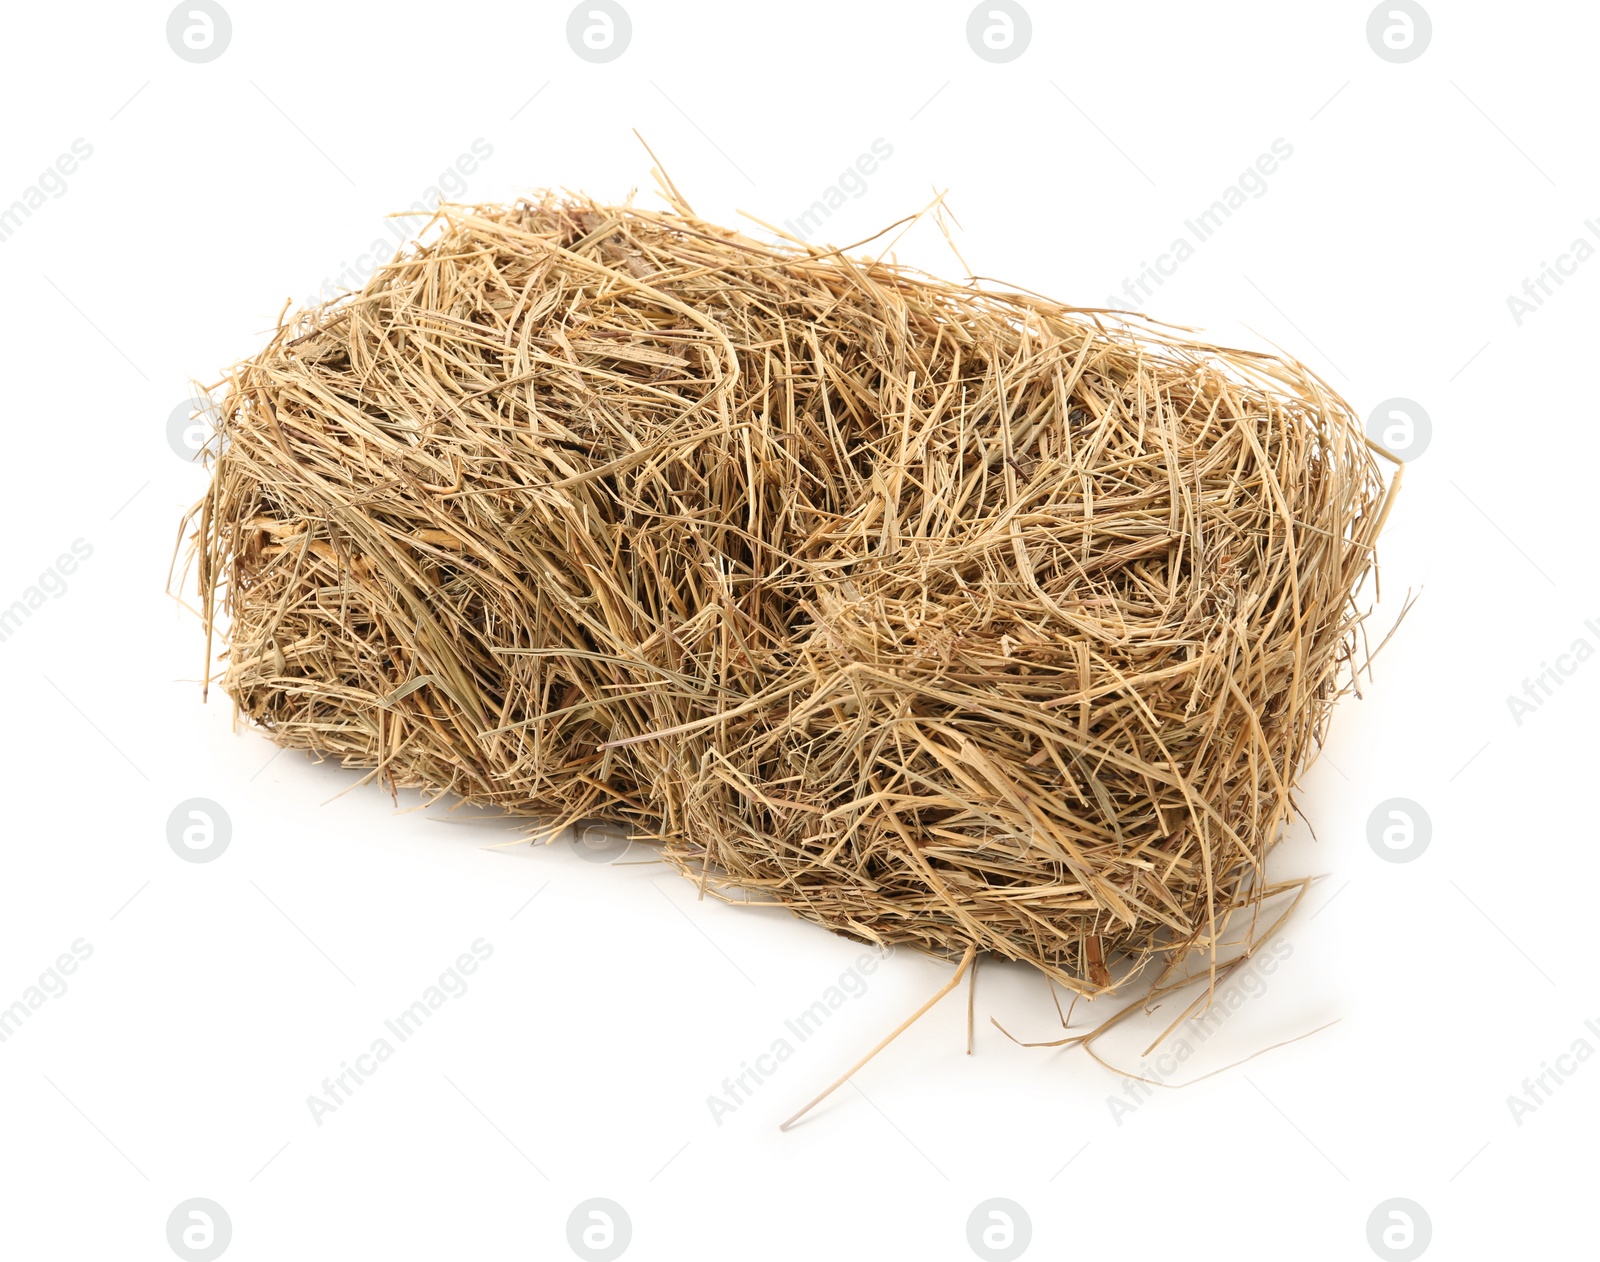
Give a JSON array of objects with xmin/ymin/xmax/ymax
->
[{"xmin": 183, "ymin": 187, "xmax": 1396, "ymax": 1000}]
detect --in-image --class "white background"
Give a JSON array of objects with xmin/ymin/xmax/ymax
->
[{"xmin": 1, "ymin": 2, "xmax": 1594, "ymax": 1259}]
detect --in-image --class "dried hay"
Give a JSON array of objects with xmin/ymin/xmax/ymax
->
[{"xmin": 178, "ymin": 178, "xmax": 1400, "ymax": 1073}]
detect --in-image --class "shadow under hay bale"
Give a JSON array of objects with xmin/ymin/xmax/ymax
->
[{"xmin": 181, "ymin": 184, "xmax": 1399, "ymax": 1004}]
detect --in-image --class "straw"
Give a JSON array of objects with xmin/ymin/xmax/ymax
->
[{"xmin": 178, "ymin": 183, "xmax": 1397, "ymax": 1022}]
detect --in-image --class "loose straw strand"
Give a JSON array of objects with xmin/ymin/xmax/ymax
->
[{"xmin": 780, "ymin": 946, "xmax": 976, "ymax": 1132}]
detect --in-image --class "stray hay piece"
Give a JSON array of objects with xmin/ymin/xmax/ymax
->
[{"xmin": 180, "ymin": 188, "xmax": 1398, "ymax": 1015}]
